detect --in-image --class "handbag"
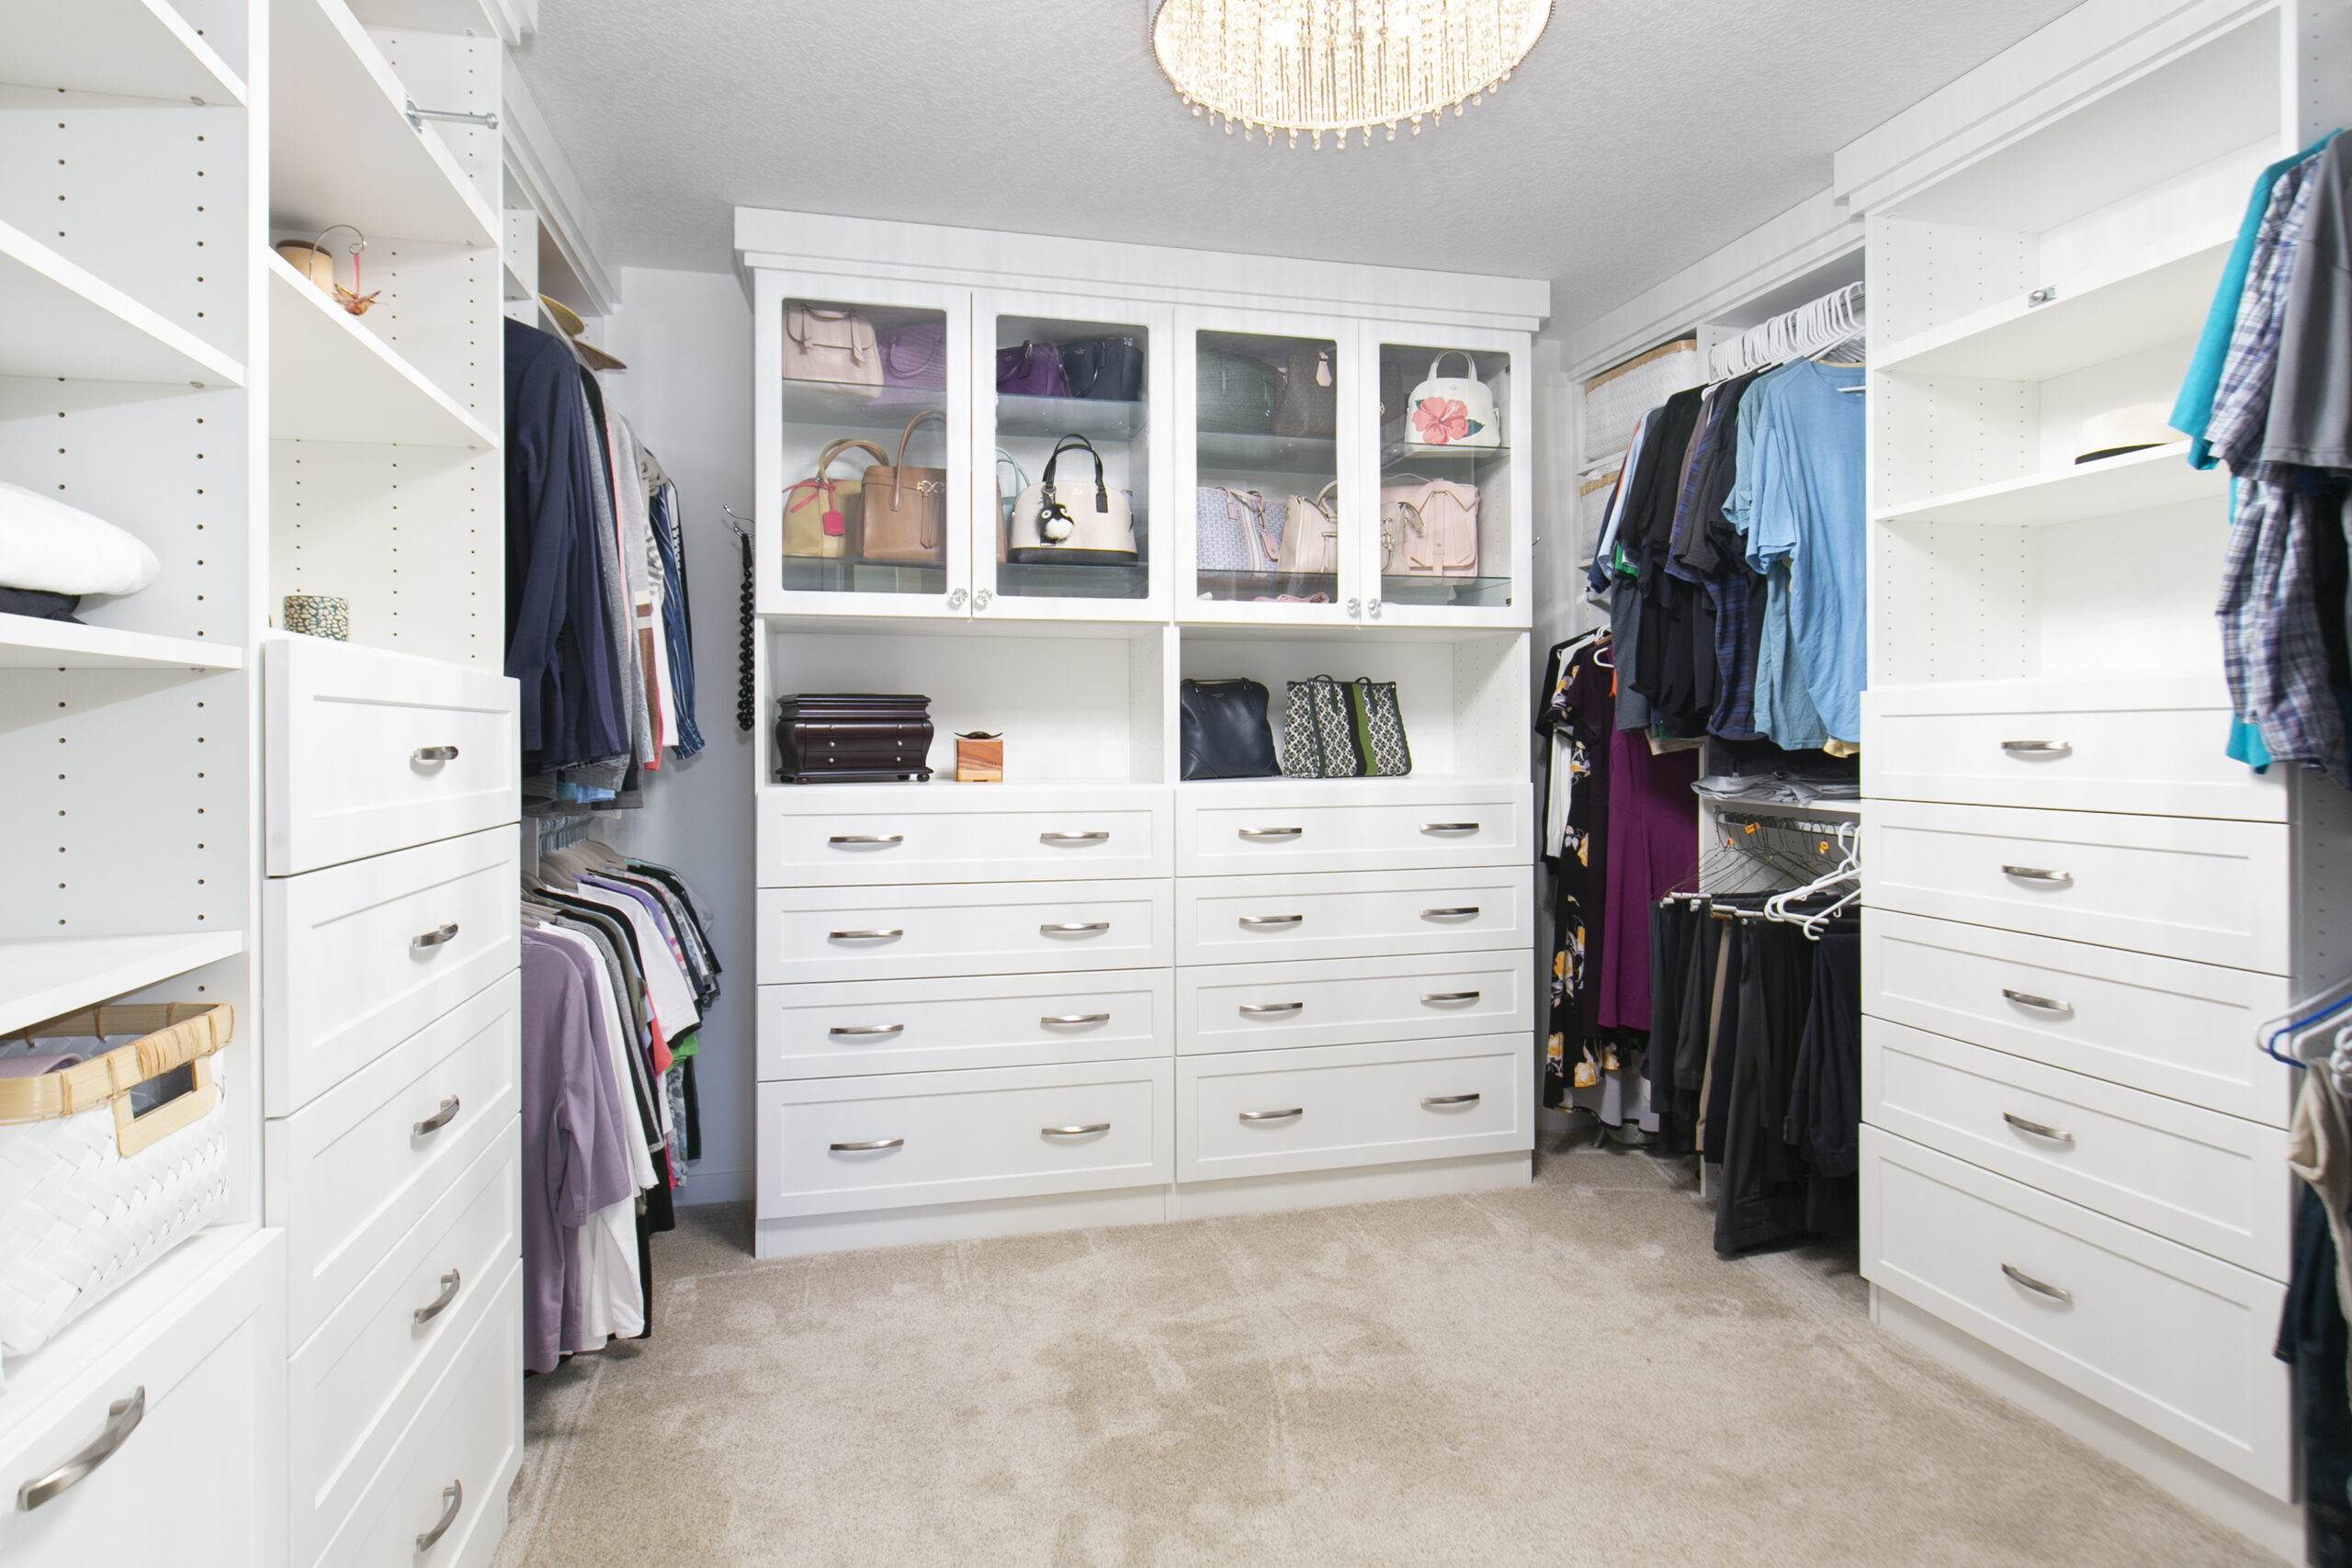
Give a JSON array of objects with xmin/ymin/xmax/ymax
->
[
  {"xmin": 997, "ymin": 342, "xmax": 1069, "ymax": 398},
  {"xmin": 1272, "ymin": 345, "xmax": 1337, "ymax": 437},
  {"xmin": 1281, "ymin": 480, "xmax": 1340, "ymax": 574},
  {"xmin": 1010, "ymin": 435, "xmax": 1137, "ymax": 564},
  {"xmin": 861, "ymin": 412, "xmax": 948, "ymax": 564},
  {"xmin": 1380, "ymin": 476, "xmax": 1480, "ymax": 576},
  {"xmin": 874, "ymin": 319, "xmax": 946, "ymax": 398},
  {"xmin": 1404, "ymin": 350, "xmax": 1499, "ymax": 449},
  {"xmin": 1282, "ymin": 674, "xmax": 1363, "ymax": 779},
  {"xmin": 1179, "ymin": 678, "xmax": 1277, "ymax": 780},
  {"xmin": 784, "ymin": 437, "xmax": 890, "ymax": 558},
  {"xmin": 1060, "ymin": 335, "xmax": 1145, "ymax": 401},
  {"xmin": 1197, "ymin": 348, "xmax": 1279, "ymax": 434},
  {"xmin": 783, "ymin": 304, "xmax": 880, "ymax": 393},
  {"xmin": 1347, "ymin": 677, "xmax": 1412, "ymax": 776},
  {"xmin": 1194, "ymin": 487, "xmax": 1283, "ymax": 574},
  {"xmin": 994, "ymin": 449, "xmax": 1028, "ymax": 565}
]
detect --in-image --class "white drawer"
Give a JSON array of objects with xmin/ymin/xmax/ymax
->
[
  {"xmin": 1178, "ymin": 1035, "xmax": 1530, "ymax": 1182},
  {"xmin": 0, "ymin": 1233, "xmax": 281, "ymax": 1568},
  {"xmin": 1864, "ymin": 1019, "xmax": 2290, "ymax": 1279},
  {"xmin": 1177, "ymin": 865, "xmax": 1532, "ymax": 966},
  {"xmin": 265, "ymin": 637, "xmax": 519, "ymax": 876},
  {"xmin": 1177, "ymin": 780, "xmax": 1529, "ymax": 876},
  {"xmin": 268, "ymin": 973, "xmax": 519, "ymax": 1344},
  {"xmin": 1865, "ymin": 799, "xmax": 2289, "ymax": 972},
  {"xmin": 316, "ymin": 1258, "xmax": 521, "ymax": 1568},
  {"xmin": 1861, "ymin": 1127, "xmax": 2289, "ymax": 1498},
  {"xmin": 757, "ymin": 1059, "xmax": 1174, "ymax": 1219},
  {"xmin": 758, "ymin": 784, "xmax": 1171, "ymax": 886},
  {"xmin": 291, "ymin": 1137, "xmax": 516, "ymax": 1566},
  {"xmin": 756, "ymin": 879, "xmax": 1171, "ymax": 984},
  {"xmin": 1179, "ymin": 951, "xmax": 1533, "ymax": 1055},
  {"xmin": 1862, "ymin": 679, "xmax": 2287, "ymax": 821},
  {"xmin": 1863, "ymin": 909, "xmax": 2295, "ymax": 1126},
  {"xmin": 263, "ymin": 827, "xmax": 521, "ymax": 1116},
  {"xmin": 758, "ymin": 969, "xmax": 1173, "ymax": 1079}
]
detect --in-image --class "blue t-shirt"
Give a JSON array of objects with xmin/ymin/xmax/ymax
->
[{"xmin": 1739, "ymin": 359, "xmax": 1866, "ymax": 743}]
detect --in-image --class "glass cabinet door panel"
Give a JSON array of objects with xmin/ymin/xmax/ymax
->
[
  {"xmin": 1375, "ymin": 340, "xmax": 1513, "ymax": 612},
  {"xmin": 778, "ymin": 296, "xmax": 954, "ymax": 600},
  {"xmin": 1193, "ymin": 329, "xmax": 1343, "ymax": 608},
  {"xmin": 991, "ymin": 311, "xmax": 1151, "ymax": 604}
]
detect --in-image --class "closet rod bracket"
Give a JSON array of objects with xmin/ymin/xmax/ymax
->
[{"xmin": 405, "ymin": 97, "xmax": 500, "ymax": 130}]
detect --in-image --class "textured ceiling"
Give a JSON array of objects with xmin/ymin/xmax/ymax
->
[{"xmin": 514, "ymin": 0, "xmax": 2084, "ymax": 332}]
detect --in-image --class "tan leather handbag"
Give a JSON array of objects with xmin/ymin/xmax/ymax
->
[
  {"xmin": 784, "ymin": 438, "xmax": 889, "ymax": 559},
  {"xmin": 861, "ymin": 412, "xmax": 947, "ymax": 564},
  {"xmin": 783, "ymin": 304, "xmax": 880, "ymax": 394},
  {"xmin": 1382, "ymin": 477, "xmax": 1479, "ymax": 576},
  {"xmin": 1281, "ymin": 480, "xmax": 1340, "ymax": 574}
]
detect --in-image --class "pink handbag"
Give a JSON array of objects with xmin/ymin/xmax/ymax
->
[
  {"xmin": 783, "ymin": 304, "xmax": 880, "ymax": 392},
  {"xmin": 1380, "ymin": 478, "xmax": 1479, "ymax": 577}
]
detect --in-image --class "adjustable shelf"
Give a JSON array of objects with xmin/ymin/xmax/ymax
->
[
  {"xmin": 0, "ymin": 615, "xmax": 243, "ymax": 671},
  {"xmin": 0, "ymin": 931, "xmax": 246, "ymax": 1036},
  {"xmin": 0, "ymin": 0, "xmax": 246, "ymax": 103},
  {"xmin": 998, "ymin": 394, "xmax": 1148, "ymax": 443},
  {"xmin": 1876, "ymin": 443, "xmax": 2227, "ymax": 528},
  {"xmin": 0, "ymin": 218, "xmax": 245, "ymax": 387},
  {"xmin": 267, "ymin": 252, "xmax": 495, "ymax": 446}
]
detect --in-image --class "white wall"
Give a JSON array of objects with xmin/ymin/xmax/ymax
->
[{"xmin": 596, "ymin": 265, "xmax": 758, "ymax": 1205}]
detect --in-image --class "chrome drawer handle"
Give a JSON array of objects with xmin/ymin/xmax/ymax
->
[
  {"xmin": 1043, "ymin": 1123, "xmax": 1111, "ymax": 1137},
  {"xmin": 830, "ymin": 1138, "xmax": 903, "ymax": 1152},
  {"xmin": 1422, "ymin": 907, "xmax": 1480, "ymax": 919},
  {"xmin": 828, "ymin": 1024, "xmax": 902, "ymax": 1038},
  {"xmin": 2001, "ymin": 988, "xmax": 2074, "ymax": 1017},
  {"xmin": 17, "ymin": 1386, "xmax": 142, "ymax": 1511},
  {"xmin": 2002, "ymin": 1111, "xmax": 2075, "ymax": 1145},
  {"xmin": 828, "ymin": 833, "xmax": 903, "ymax": 846},
  {"xmin": 1040, "ymin": 831, "xmax": 1110, "ymax": 843},
  {"xmin": 1238, "ymin": 1108, "xmax": 1304, "ymax": 1122},
  {"xmin": 412, "ymin": 745, "xmax": 460, "ymax": 763},
  {"xmin": 2001, "ymin": 740, "xmax": 2071, "ymax": 757},
  {"xmin": 413, "ymin": 1268, "xmax": 461, "ymax": 1325},
  {"xmin": 829, "ymin": 929, "xmax": 903, "ymax": 941},
  {"xmin": 413, "ymin": 1096, "xmax": 460, "ymax": 1137},
  {"xmin": 1421, "ymin": 1093, "xmax": 1481, "ymax": 1108},
  {"xmin": 1422, "ymin": 991, "xmax": 1480, "ymax": 1004},
  {"xmin": 1238, "ymin": 914, "xmax": 1302, "ymax": 928},
  {"xmin": 416, "ymin": 1480, "xmax": 463, "ymax": 1553},
  {"xmin": 2001, "ymin": 1262, "xmax": 2072, "ymax": 1304},
  {"xmin": 1043, "ymin": 1013, "xmax": 1111, "ymax": 1026},
  {"xmin": 413, "ymin": 921, "xmax": 459, "ymax": 950},
  {"xmin": 1238, "ymin": 827, "xmax": 1302, "ymax": 840},
  {"xmin": 1420, "ymin": 822, "xmax": 1480, "ymax": 833},
  {"xmin": 1239, "ymin": 1002, "xmax": 1303, "ymax": 1015},
  {"xmin": 1041, "ymin": 921, "xmax": 1110, "ymax": 934},
  {"xmin": 2001, "ymin": 865, "xmax": 2072, "ymax": 886}
]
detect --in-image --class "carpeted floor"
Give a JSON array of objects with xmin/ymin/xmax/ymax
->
[{"xmin": 490, "ymin": 1131, "xmax": 2283, "ymax": 1567}]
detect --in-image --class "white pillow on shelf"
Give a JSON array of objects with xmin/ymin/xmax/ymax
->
[{"xmin": 0, "ymin": 480, "xmax": 163, "ymax": 597}]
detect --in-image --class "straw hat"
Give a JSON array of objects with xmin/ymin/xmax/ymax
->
[{"xmin": 539, "ymin": 294, "xmax": 627, "ymax": 372}]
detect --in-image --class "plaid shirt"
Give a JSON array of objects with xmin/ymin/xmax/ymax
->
[{"xmin": 2211, "ymin": 160, "xmax": 2315, "ymax": 474}]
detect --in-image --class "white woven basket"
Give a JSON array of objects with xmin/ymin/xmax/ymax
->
[
  {"xmin": 0, "ymin": 1004, "xmax": 232, "ymax": 1364},
  {"xmin": 1581, "ymin": 337, "xmax": 1702, "ymax": 467}
]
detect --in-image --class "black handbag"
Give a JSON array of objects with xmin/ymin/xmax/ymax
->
[
  {"xmin": 1061, "ymin": 335, "xmax": 1145, "ymax": 401},
  {"xmin": 1197, "ymin": 349, "xmax": 1279, "ymax": 434},
  {"xmin": 1179, "ymin": 678, "xmax": 1278, "ymax": 780},
  {"xmin": 1272, "ymin": 346, "xmax": 1337, "ymax": 437}
]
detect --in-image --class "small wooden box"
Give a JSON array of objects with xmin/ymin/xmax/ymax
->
[{"xmin": 956, "ymin": 732, "xmax": 1002, "ymax": 783}]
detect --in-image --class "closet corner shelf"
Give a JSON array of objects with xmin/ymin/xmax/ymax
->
[
  {"xmin": 267, "ymin": 252, "xmax": 496, "ymax": 447},
  {"xmin": 0, "ymin": 0, "xmax": 247, "ymax": 104},
  {"xmin": 1875, "ymin": 232, "xmax": 2232, "ymax": 383},
  {"xmin": 0, "ymin": 218, "xmax": 244, "ymax": 388},
  {"xmin": 1875, "ymin": 443, "xmax": 2224, "ymax": 528},
  {"xmin": 269, "ymin": 0, "xmax": 497, "ymax": 247},
  {"xmin": 0, "ymin": 615, "xmax": 243, "ymax": 671},
  {"xmin": 0, "ymin": 931, "xmax": 246, "ymax": 1037}
]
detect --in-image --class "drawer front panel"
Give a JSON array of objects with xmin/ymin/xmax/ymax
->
[
  {"xmin": 264, "ymin": 826, "xmax": 521, "ymax": 1116},
  {"xmin": 1179, "ymin": 951, "xmax": 1533, "ymax": 1055},
  {"xmin": 1863, "ymin": 910, "xmax": 2295, "ymax": 1126},
  {"xmin": 1178, "ymin": 1035, "xmax": 1531, "ymax": 1182},
  {"xmin": 292, "ymin": 1138, "xmax": 517, "ymax": 1563},
  {"xmin": 1178, "ymin": 865, "xmax": 1532, "ymax": 966},
  {"xmin": 757, "ymin": 880, "xmax": 1171, "ymax": 984},
  {"xmin": 758, "ymin": 969, "xmax": 1173, "ymax": 1079},
  {"xmin": 265, "ymin": 637, "xmax": 519, "ymax": 876},
  {"xmin": 1861, "ymin": 1127, "xmax": 2289, "ymax": 1497},
  {"xmin": 758, "ymin": 789, "xmax": 1170, "ymax": 886},
  {"xmin": 1865, "ymin": 1019, "xmax": 2290, "ymax": 1278},
  {"xmin": 760, "ymin": 1060, "xmax": 1174, "ymax": 1218},
  {"xmin": 1866, "ymin": 800, "xmax": 2288, "ymax": 972},
  {"xmin": 1178, "ymin": 783, "xmax": 1528, "ymax": 876}
]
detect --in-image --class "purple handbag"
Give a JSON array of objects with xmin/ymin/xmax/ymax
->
[
  {"xmin": 996, "ymin": 341, "xmax": 1069, "ymax": 398},
  {"xmin": 876, "ymin": 321, "xmax": 945, "ymax": 389}
]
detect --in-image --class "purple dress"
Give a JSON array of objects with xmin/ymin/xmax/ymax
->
[{"xmin": 1593, "ymin": 730, "xmax": 1699, "ymax": 1032}]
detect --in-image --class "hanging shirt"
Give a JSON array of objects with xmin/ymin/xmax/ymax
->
[
  {"xmin": 2265, "ymin": 134, "xmax": 2352, "ymax": 469},
  {"xmin": 1738, "ymin": 360, "xmax": 1866, "ymax": 743}
]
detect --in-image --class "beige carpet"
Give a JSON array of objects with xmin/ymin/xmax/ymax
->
[{"xmin": 491, "ymin": 1133, "xmax": 2283, "ymax": 1567}]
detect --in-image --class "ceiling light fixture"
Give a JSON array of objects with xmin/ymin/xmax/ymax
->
[{"xmin": 1149, "ymin": 0, "xmax": 1552, "ymax": 151}]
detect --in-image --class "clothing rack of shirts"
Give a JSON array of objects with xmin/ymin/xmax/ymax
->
[{"xmin": 1704, "ymin": 281, "xmax": 1867, "ymax": 382}]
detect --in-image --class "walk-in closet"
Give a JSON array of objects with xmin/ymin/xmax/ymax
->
[{"xmin": 3, "ymin": 1, "xmax": 2348, "ymax": 1563}]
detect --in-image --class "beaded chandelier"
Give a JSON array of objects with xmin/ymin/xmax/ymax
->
[{"xmin": 1150, "ymin": 0, "xmax": 1553, "ymax": 150}]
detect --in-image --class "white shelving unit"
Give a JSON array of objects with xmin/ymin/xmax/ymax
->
[
  {"xmin": 1875, "ymin": 442, "xmax": 2229, "ymax": 528},
  {"xmin": 0, "ymin": 0, "xmax": 248, "ymax": 105},
  {"xmin": 265, "ymin": 251, "xmax": 496, "ymax": 446},
  {"xmin": 0, "ymin": 614, "xmax": 245, "ymax": 671},
  {"xmin": 0, "ymin": 932, "xmax": 249, "ymax": 1035},
  {"xmin": 0, "ymin": 220, "xmax": 245, "ymax": 386}
]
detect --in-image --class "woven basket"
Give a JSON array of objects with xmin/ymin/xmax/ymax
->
[
  {"xmin": 1581, "ymin": 337, "xmax": 1702, "ymax": 467},
  {"xmin": 0, "ymin": 1004, "xmax": 232, "ymax": 1361}
]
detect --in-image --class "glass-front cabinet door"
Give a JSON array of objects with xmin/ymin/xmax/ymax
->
[
  {"xmin": 972, "ymin": 292, "xmax": 1172, "ymax": 622},
  {"xmin": 1363, "ymin": 325, "xmax": 1526, "ymax": 628},
  {"xmin": 1177, "ymin": 308, "xmax": 1363, "ymax": 626},
  {"xmin": 755, "ymin": 270, "xmax": 971, "ymax": 617}
]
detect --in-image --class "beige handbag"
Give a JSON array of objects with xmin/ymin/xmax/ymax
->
[
  {"xmin": 784, "ymin": 438, "xmax": 889, "ymax": 559},
  {"xmin": 1281, "ymin": 480, "xmax": 1340, "ymax": 574},
  {"xmin": 783, "ymin": 304, "xmax": 880, "ymax": 393},
  {"xmin": 1381, "ymin": 477, "xmax": 1479, "ymax": 576},
  {"xmin": 1010, "ymin": 436, "xmax": 1138, "ymax": 564},
  {"xmin": 862, "ymin": 412, "xmax": 948, "ymax": 564}
]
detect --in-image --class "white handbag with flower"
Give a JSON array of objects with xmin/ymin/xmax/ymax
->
[{"xmin": 1405, "ymin": 351, "xmax": 1499, "ymax": 450}]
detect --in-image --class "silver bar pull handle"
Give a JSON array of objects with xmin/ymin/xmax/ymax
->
[
  {"xmin": 413, "ymin": 1268, "xmax": 461, "ymax": 1325},
  {"xmin": 1042, "ymin": 1013, "xmax": 1111, "ymax": 1026},
  {"xmin": 2003, "ymin": 1111, "xmax": 2075, "ymax": 1145},
  {"xmin": 1041, "ymin": 921, "xmax": 1110, "ymax": 934},
  {"xmin": 1042, "ymin": 1123, "xmax": 1111, "ymax": 1137},
  {"xmin": 413, "ymin": 921, "xmax": 459, "ymax": 951},
  {"xmin": 2001, "ymin": 988, "xmax": 2074, "ymax": 1017},
  {"xmin": 1422, "ymin": 907, "xmax": 1480, "ymax": 919},
  {"xmin": 1040, "ymin": 831, "xmax": 1110, "ymax": 843},
  {"xmin": 828, "ymin": 1024, "xmax": 903, "ymax": 1038},
  {"xmin": 412, "ymin": 745, "xmax": 460, "ymax": 762},
  {"xmin": 2001, "ymin": 1262, "xmax": 2072, "ymax": 1303},
  {"xmin": 17, "ymin": 1386, "xmax": 143, "ymax": 1511},
  {"xmin": 1421, "ymin": 1093, "xmax": 1481, "ymax": 1107},
  {"xmin": 1421, "ymin": 991, "xmax": 1480, "ymax": 1004},
  {"xmin": 1238, "ymin": 914, "xmax": 1303, "ymax": 928},
  {"xmin": 1420, "ymin": 822, "xmax": 1480, "ymax": 833},
  {"xmin": 416, "ymin": 1480, "xmax": 464, "ymax": 1552},
  {"xmin": 2000, "ymin": 740, "xmax": 2071, "ymax": 756},
  {"xmin": 1239, "ymin": 1002, "xmax": 1304, "ymax": 1015},
  {"xmin": 1238, "ymin": 827, "xmax": 1303, "ymax": 840},
  {"xmin": 2001, "ymin": 865, "xmax": 2073, "ymax": 886},
  {"xmin": 1238, "ymin": 1108, "xmax": 1304, "ymax": 1122},
  {"xmin": 413, "ymin": 1096, "xmax": 460, "ymax": 1137},
  {"xmin": 828, "ymin": 833, "xmax": 903, "ymax": 846},
  {"xmin": 830, "ymin": 1138, "xmax": 904, "ymax": 1152},
  {"xmin": 828, "ymin": 929, "xmax": 903, "ymax": 941}
]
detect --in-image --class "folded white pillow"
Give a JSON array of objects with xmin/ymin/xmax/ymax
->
[{"xmin": 0, "ymin": 479, "xmax": 162, "ymax": 597}]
